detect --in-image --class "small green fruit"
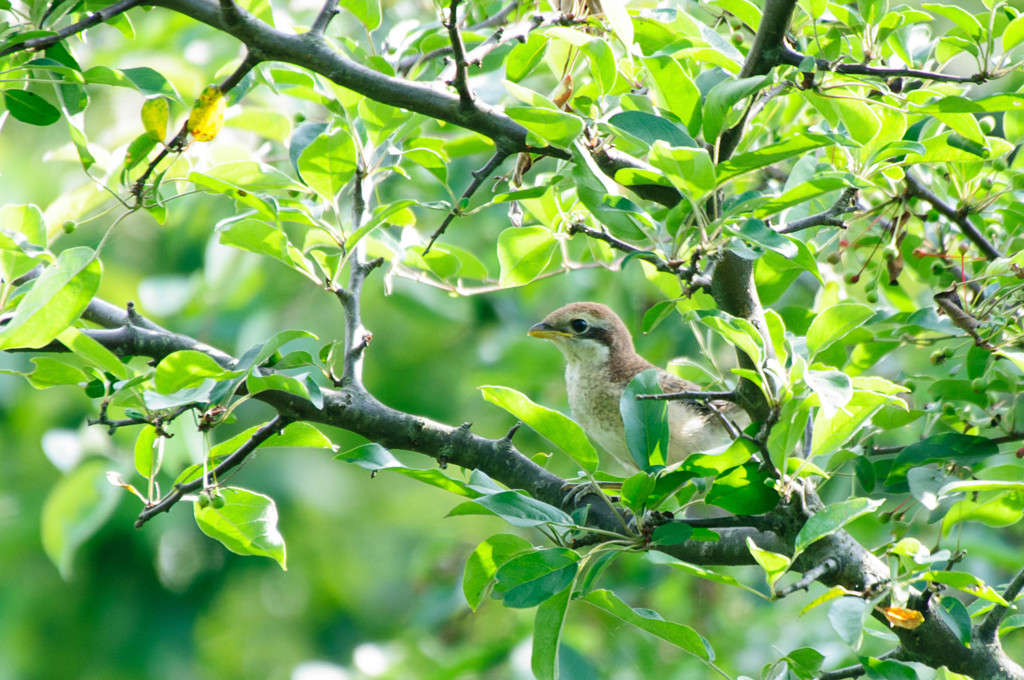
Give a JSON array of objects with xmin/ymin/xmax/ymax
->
[
  {"xmin": 211, "ymin": 493, "xmax": 226, "ymax": 509},
  {"xmin": 930, "ymin": 349, "xmax": 947, "ymax": 365},
  {"xmin": 979, "ymin": 116, "xmax": 995, "ymax": 134},
  {"xmin": 930, "ymin": 261, "xmax": 945, "ymax": 275},
  {"xmin": 882, "ymin": 244, "xmax": 899, "ymax": 261},
  {"xmin": 62, "ymin": 220, "xmax": 76, "ymax": 234},
  {"xmin": 866, "ymin": 290, "xmax": 879, "ymax": 304},
  {"xmin": 957, "ymin": 242, "xmax": 970, "ymax": 254},
  {"xmin": 827, "ymin": 252, "xmax": 841, "ymax": 265},
  {"xmin": 993, "ymin": 158, "xmax": 1008, "ymax": 171},
  {"xmin": 197, "ymin": 491, "xmax": 211, "ymax": 509},
  {"xmin": 941, "ymin": 402, "xmax": 956, "ymax": 416},
  {"xmin": 971, "ymin": 378, "xmax": 986, "ymax": 392}
]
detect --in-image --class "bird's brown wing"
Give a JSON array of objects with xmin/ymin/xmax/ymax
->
[{"xmin": 655, "ymin": 370, "xmax": 703, "ymax": 396}]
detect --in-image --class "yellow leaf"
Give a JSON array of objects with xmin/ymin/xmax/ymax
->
[
  {"xmin": 188, "ymin": 86, "xmax": 226, "ymax": 142},
  {"xmin": 141, "ymin": 97, "xmax": 169, "ymax": 141},
  {"xmin": 879, "ymin": 606, "xmax": 924, "ymax": 629}
]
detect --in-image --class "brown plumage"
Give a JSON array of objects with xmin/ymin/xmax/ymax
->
[{"xmin": 528, "ymin": 302, "xmax": 743, "ymax": 470}]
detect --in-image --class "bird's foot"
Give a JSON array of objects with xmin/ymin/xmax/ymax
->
[{"xmin": 560, "ymin": 480, "xmax": 623, "ymax": 511}]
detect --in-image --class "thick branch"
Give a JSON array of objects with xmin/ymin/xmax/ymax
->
[{"xmin": 149, "ymin": 0, "xmax": 570, "ymax": 160}]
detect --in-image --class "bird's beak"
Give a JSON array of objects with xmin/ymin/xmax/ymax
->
[{"xmin": 528, "ymin": 322, "xmax": 571, "ymax": 339}]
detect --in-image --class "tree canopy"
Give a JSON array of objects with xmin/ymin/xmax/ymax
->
[{"xmin": 1, "ymin": 0, "xmax": 1024, "ymax": 678}]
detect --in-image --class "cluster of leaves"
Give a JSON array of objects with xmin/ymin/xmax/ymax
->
[{"xmin": 2, "ymin": 0, "xmax": 1024, "ymax": 677}]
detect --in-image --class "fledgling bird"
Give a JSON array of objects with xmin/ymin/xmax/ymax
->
[{"xmin": 528, "ymin": 302, "xmax": 744, "ymax": 471}]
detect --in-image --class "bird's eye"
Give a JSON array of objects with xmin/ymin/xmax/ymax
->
[{"xmin": 570, "ymin": 318, "xmax": 589, "ymax": 333}]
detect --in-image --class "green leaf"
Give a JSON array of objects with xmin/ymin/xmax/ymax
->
[
  {"xmin": 746, "ymin": 536, "xmax": 791, "ymax": 589},
  {"xmin": 717, "ymin": 134, "xmax": 837, "ymax": 185},
  {"xmin": 41, "ymin": 460, "xmax": 120, "ymax": 579},
  {"xmin": 450, "ymin": 490, "xmax": 574, "ymax": 528},
  {"xmin": 643, "ymin": 56, "xmax": 701, "ymax": 136},
  {"xmin": 56, "ymin": 328, "xmax": 128, "ymax": 380},
  {"xmin": 922, "ymin": 3, "xmax": 983, "ymax": 40},
  {"xmin": 22, "ymin": 356, "xmax": 88, "ymax": 388},
  {"xmin": 3, "ymin": 90, "xmax": 61, "ymax": 126},
  {"xmin": 531, "ymin": 585, "xmax": 572, "ymax": 680},
  {"xmin": 885, "ymin": 434, "xmax": 999, "ymax": 486},
  {"xmin": 620, "ymin": 471, "xmax": 657, "ymax": 516},
  {"xmin": 340, "ymin": 0, "xmax": 380, "ymax": 29},
  {"xmin": 650, "ymin": 522, "xmax": 694, "ymax": 546},
  {"xmin": 700, "ymin": 314, "xmax": 764, "ymax": 366},
  {"xmin": 794, "ymin": 497, "xmax": 884, "ymax": 555},
  {"xmin": 619, "ymin": 369, "xmax": 669, "ymax": 469},
  {"xmin": 648, "ymin": 142, "xmax": 717, "ymax": 203},
  {"xmin": 601, "ymin": 0, "xmax": 634, "ymax": 49},
  {"xmin": 154, "ymin": 350, "xmax": 229, "ymax": 393},
  {"xmin": 463, "ymin": 534, "xmax": 533, "ymax": 611},
  {"xmin": 923, "ymin": 571, "xmax": 1009, "ymax": 606},
  {"xmin": 811, "ymin": 391, "xmax": 888, "ymax": 457},
  {"xmin": 804, "ymin": 369, "xmax": 852, "ymax": 418},
  {"xmin": 0, "ymin": 247, "xmax": 100, "ymax": 350},
  {"xmin": 0, "ymin": 203, "xmax": 46, "ymax": 248},
  {"xmin": 1003, "ymin": 13, "xmax": 1024, "ymax": 51},
  {"xmin": 133, "ymin": 426, "xmax": 161, "ymax": 478},
  {"xmin": 297, "ymin": 128, "xmax": 358, "ymax": 200},
  {"xmin": 480, "ymin": 385, "xmax": 598, "ymax": 473},
  {"xmin": 583, "ymin": 590, "xmax": 712, "ymax": 659},
  {"xmin": 506, "ymin": 34, "xmax": 548, "ymax": 83},
  {"xmin": 706, "ymin": 463, "xmax": 779, "ymax": 515},
  {"xmin": 194, "ymin": 487, "xmax": 287, "ymax": 569},
  {"xmin": 828, "ymin": 596, "xmax": 868, "ymax": 648},
  {"xmin": 606, "ymin": 111, "xmax": 697, "ymax": 149},
  {"xmin": 245, "ymin": 372, "xmax": 312, "ymax": 402},
  {"xmin": 493, "ymin": 547, "xmax": 578, "ymax": 608},
  {"xmin": 806, "ymin": 303, "xmax": 874, "ymax": 359},
  {"xmin": 505, "ymin": 106, "xmax": 584, "ymax": 148},
  {"xmin": 703, "ymin": 75, "xmax": 769, "ymax": 142},
  {"xmin": 496, "ymin": 226, "xmax": 556, "ymax": 287}
]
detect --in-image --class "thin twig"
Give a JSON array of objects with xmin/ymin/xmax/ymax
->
[
  {"xmin": 310, "ymin": 0, "xmax": 341, "ymax": 36},
  {"xmin": 567, "ymin": 222, "xmax": 677, "ymax": 275},
  {"xmin": 817, "ymin": 651, "xmax": 898, "ymax": 680},
  {"xmin": 779, "ymin": 187, "xmax": 858, "ymax": 234},
  {"xmin": 0, "ymin": 0, "xmax": 145, "ymax": 58},
  {"xmin": 780, "ymin": 47, "xmax": 991, "ymax": 84},
  {"xmin": 636, "ymin": 390, "xmax": 737, "ymax": 402},
  {"xmin": 977, "ymin": 566, "xmax": 1024, "ymax": 644},
  {"xmin": 868, "ymin": 431, "xmax": 1024, "ymax": 456},
  {"xmin": 775, "ymin": 557, "xmax": 838, "ymax": 597},
  {"xmin": 134, "ymin": 414, "xmax": 293, "ymax": 527},
  {"xmin": 444, "ymin": 0, "xmax": 475, "ymax": 106},
  {"xmin": 905, "ymin": 172, "xmax": 1002, "ymax": 261},
  {"xmin": 130, "ymin": 53, "xmax": 260, "ymax": 206},
  {"xmin": 422, "ymin": 148, "xmax": 510, "ymax": 255},
  {"xmin": 332, "ymin": 164, "xmax": 384, "ymax": 389}
]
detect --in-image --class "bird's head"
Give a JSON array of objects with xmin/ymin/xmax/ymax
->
[{"xmin": 527, "ymin": 302, "xmax": 635, "ymax": 365}]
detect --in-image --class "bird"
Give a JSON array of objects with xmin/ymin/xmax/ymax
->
[{"xmin": 528, "ymin": 302, "xmax": 744, "ymax": 471}]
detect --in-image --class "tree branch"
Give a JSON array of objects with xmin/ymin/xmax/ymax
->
[
  {"xmin": 977, "ymin": 566, "xmax": 1024, "ymax": 644},
  {"xmin": 422, "ymin": 147, "xmax": 511, "ymax": 255},
  {"xmin": 134, "ymin": 414, "xmax": 293, "ymax": 527},
  {"xmin": 904, "ymin": 172, "xmax": 1002, "ymax": 261},
  {"xmin": 0, "ymin": 0, "xmax": 146, "ymax": 58},
  {"xmin": 779, "ymin": 187, "xmax": 858, "ymax": 234},
  {"xmin": 567, "ymin": 221, "xmax": 677, "ymax": 274},
  {"xmin": 443, "ymin": 0, "xmax": 475, "ymax": 107},
  {"xmin": 148, "ymin": 0, "xmax": 571, "ymax": 160},
  {"xmin": 309, "ymin": 0, "xmax": 340, "ymax": 36},
  {"xmin": 779, "ymin": 47, "xmax": 991, "ymax": 84}
]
